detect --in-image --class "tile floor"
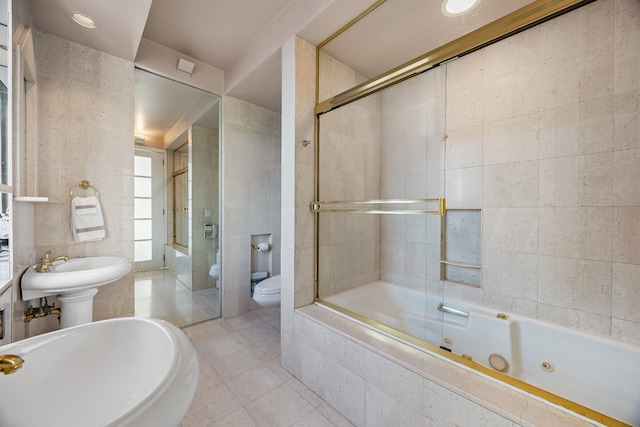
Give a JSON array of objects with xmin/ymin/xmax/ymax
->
[
  {"xmin": 179, "ymin": 308, "xmax": 354, "ymax": 427},
  {"xmin": 135, "ymin": 269, "xmax": 220, "ymax": 327}
]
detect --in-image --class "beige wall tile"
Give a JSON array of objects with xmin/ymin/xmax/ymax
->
[
  {"xmin": 538, "ymin": 257, "xmax": 612, "ymax": 316},
  {"xmin": 539, "ymin": 157, "xmax": 581, "ymax": 207},
  {"xmin": 484, "ymin": 114, "xmax": 540, "ymax": 165},
  {"xmin": 579, "ymin": 96, "xmax": 614, "ymax": 154},
  {"xmin": 445, "ymin": 125, "xmax": 484, "ymax": 169},
  {"xmin": 482, "ymin": 249, "xmax": 538, "ymax": 302},
  {"xmin": 324, "ymin": 358, "xmax": 366, "ymax": 426},
  {"xmin": 366, "ymin": 383, "xmax": 424, "ymax": 426},
  {"xmin": 612, "ymin": 318, "xmax": 640, "ymax": 345},
  {"xmin": 613, "ymin": 148, "xmax": 640, "ymax": 205},
  {"xmin": 612, "ymin": 207, "xmax": 640, "ymax": 264},
  {"xmin": 612, "ymin": 262, "xmax": 640, "ymax": 322},
  {"xmin": 445, "ymin": 167, "xmax": 483, "ymax": 209},
  {"xmin": 483, "ymin": 161, "xmax": 539, "ymax": 208},
  {"xmin": 537, "ymin": 303, "xmax": 611, "ymax": 336},
  {"xmin": 614, "ymin": 90, "xmax": 640, "ymax": 151}
]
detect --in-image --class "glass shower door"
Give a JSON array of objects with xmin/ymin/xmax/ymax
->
[{"xmin": 314, "ymin": 66, "xmax": 447, "ymax": 351}]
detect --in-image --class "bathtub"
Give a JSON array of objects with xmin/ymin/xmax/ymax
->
[{"xmin": 321, "ymin": 281, "xmax": 640, "ymax": 426}]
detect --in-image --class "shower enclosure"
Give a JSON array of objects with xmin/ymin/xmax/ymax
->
[{"xmin": 311, "ymin": 1, "xmax": 639, "ymax": 425}]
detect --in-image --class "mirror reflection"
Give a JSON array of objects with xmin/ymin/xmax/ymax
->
[
  {"xmin": 0, "ymin": 2, "xmax": 9, "ymax": 285},
  {"xmin": 172, "ymin": 142, "xmax": 189, "ymax": 248},
  {"xmin": 133, "ymin": 68, "xmax": 221, "ymax": 326},
  {"xmin": 0, "ymin": 193, "xmax": 8, "ymax": 281}
]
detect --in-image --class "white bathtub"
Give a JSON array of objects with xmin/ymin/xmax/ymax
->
[{"xmin": 322, "ymin": 281, "xmax": 640, "ymax": 426}]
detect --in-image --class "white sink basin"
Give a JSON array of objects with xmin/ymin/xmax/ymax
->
[
  {"xmin": 21, "ymin": 256, "xmax": 132, "ymax": 301},
  {"xmin": 0, "ymin": 317, "xmax": 199, "ymax": 426}
]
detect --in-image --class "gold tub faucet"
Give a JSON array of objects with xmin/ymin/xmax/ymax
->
[
  {"xmin": 0, "ymin": 354, "xmax": 24, "ymax": 375},
  {"xmin": 35, "ymin": 251, "xmax": 69, "ymax": 273}
]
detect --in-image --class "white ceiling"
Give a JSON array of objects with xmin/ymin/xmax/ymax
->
[
  {"xmin": 24, "ymin": 0, "xmax": 538, "ymax": 144},
  {"xmin": 141, "ymin": 0, "xmax": 293, "ymax": 71},
  {"xmin": 27, "ymin": 0, "xmax": 153, "ymax": 62}
]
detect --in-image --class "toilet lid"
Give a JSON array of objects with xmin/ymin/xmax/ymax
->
[{"xmin": 254, "ymin": 275, "xmax": 280, "ymax": 295}]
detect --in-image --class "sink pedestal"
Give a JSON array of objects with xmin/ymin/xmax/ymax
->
[{"xmin": 57, "ymin": 288, "xmax": 99, "ymax": 329}]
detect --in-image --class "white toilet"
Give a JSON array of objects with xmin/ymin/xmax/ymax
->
[
  {"xmin": 208, "ymin": 249, "xmax": 221, "ymax": 289},
  {"xmin": 252, "ymin": 275, "xmax": 280, "ymax": 307}
]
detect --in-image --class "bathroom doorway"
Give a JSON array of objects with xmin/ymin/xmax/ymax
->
[
  {"xmin": 134, "ymin": 149, "xmax": 165, "ymax": 271},
  {"xmin": 133, "ymin": 68, "xmax": 222, "ymax": 326}
]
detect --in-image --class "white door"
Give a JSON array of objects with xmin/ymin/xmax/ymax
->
[{"xmin": 134, "ymin": 149, "xmax": 165, "ymax": 271}]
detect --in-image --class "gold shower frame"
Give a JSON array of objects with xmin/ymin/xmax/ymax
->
[{"xmin": 311, "ymin": 1, "xmax": 628, "ymax": 426}]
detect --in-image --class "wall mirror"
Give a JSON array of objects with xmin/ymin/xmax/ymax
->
[{"xmin": 134, "ymin": 67, "xmax": 221, "ymax": 327}]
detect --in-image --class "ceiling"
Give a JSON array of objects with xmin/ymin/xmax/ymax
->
[{"xmin": 24, "ymin": 0, "xmax": 537, "ymax": 144}]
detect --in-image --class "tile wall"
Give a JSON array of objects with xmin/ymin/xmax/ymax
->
[
  {"xmin": 12, "ymin": 31, "xmax": 135, "ymax": 340},
  {"xmin": 442, "ymin": 0, "xmax": 640, "ymax": 341},
  {"xmin": 222, "ymin": 97, "xmax": 281, "ymax": 317}
]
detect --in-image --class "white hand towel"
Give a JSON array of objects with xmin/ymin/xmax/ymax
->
[
  {"xmin": 71, "ymin": 196, "xmax": 106, "ymax": 242},
  {"xmin": 74, "ymin": 203, "xmax": 97, "ymax": 215}
]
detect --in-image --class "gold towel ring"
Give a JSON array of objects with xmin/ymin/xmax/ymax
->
[{"xmin": 70, "ymin": 180, "xmax": 99, "ymax": 198}]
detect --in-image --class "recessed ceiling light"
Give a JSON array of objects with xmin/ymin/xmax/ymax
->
[
  {"xmin": 441, "ymin": 0, "xmax": 480, "ymax": 17},
  {"xmin": 71, "ymin": 12, "xmax": 98, "ymax": 29}
]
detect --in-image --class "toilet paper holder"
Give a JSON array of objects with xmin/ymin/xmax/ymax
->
[{"xmin": 251, "ymin": 243, "xmax": 270, "ymax": 252}]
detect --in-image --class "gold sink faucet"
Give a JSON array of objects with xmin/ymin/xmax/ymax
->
[
  {"xmin": 35, "ymin": 251, "xmax": 69, "ymax": 273},
  {"xmin": 0, "ymin": 354, "xmax": 24, "ymax": 375}
]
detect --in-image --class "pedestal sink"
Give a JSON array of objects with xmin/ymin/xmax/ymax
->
[
  {"xmin": 21, "ymin": 256, "xmax": 132, "ymax": 328},
  {"xmin": 0, "ymin": 317, "xmax": 199, "ymax": 426}
]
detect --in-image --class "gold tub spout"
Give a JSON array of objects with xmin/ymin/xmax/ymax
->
[{"xmin": 0, "ymin": 354, "xmax": 24, "ymax": 375}]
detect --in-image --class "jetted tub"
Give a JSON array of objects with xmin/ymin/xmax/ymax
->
[{"xmin": 322, "ymin": 281, "xmax": 640, "ymax": 426}]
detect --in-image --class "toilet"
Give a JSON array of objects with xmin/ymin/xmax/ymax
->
[
  {"xmin": 208, "ymin": 249, "xmax": 221, "ymax": 289},
  {"xmin": 252, "ymin": 275, "xmax": 280, "ymax": 307}
]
